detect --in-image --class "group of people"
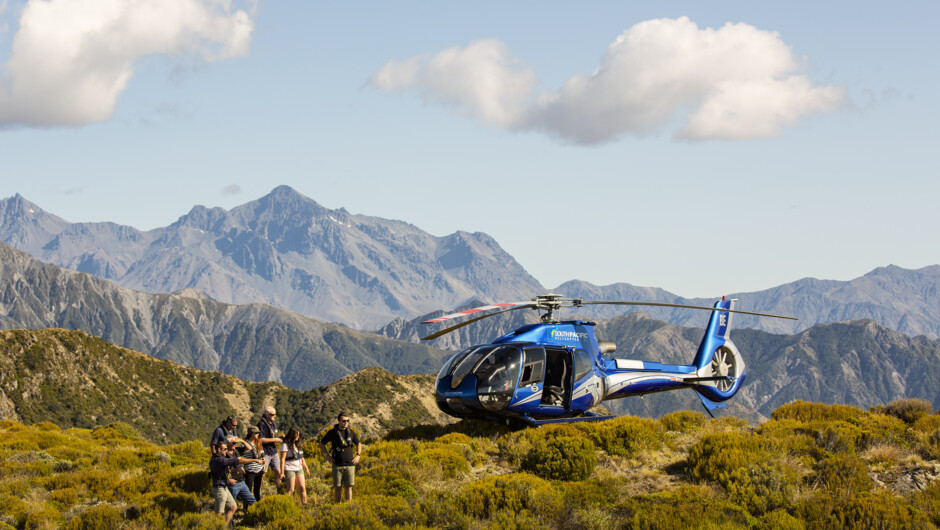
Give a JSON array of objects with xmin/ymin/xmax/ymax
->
[{"xmin": 207, "ymin": 408, "xmax": 362, "ymax": 523}]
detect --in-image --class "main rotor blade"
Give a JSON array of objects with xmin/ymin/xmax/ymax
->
[
  {"xmin": 579, "ymin": 301, "xmax": 798, "ymax": 320},
  {"xmin": 421, "ymin": 302, "xmax": 530, "ymax": 324},
  {"xmin": 420, "ymin": 304, "xmax": 534, "ymax": 341}
]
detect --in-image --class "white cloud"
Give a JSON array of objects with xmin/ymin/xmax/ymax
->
[
  {"xmin": 221, "ymin": 183, "xmax": 240, "ymax": 195},
  {"xmin": 371, "ymin": 17, "xmax": 845, "ymax": 144},
  {"xmin": 0, "ymin": 0, "xmax": 254, "ymax": 128},
  {"xmin": 372, "ymin": 39, "xmax": 537, "ymax": 127}
]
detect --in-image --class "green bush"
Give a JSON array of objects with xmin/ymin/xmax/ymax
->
[
  {"xmin": 63, "ymin": 504, "xmax": 125, "ymax": 530},
  {"xmin": 910, "ymin": 480, "xmax": 940, "ymax": 527},
  {"xmin": 24, "ymin": 507, "xmax": 64, "ymax": 529},
  {"xmin": 49, "ymin": 487, "xmax": 79, "ymax": 509},
  {"xmin": 773, "ymin": 401, "xmax": 863, "ymax": 423},
  {"xmin": 168, "ymin": 468, "xmax": 212, "ymax": 493},
  {"xmin": 814, "ymin": 453, "xmax": 871, "ymax": 497},
  {"xmin": 386, "ymin": 477, "xmax": 418, "ymax": 499},
  {"xmin": 883, "ymin": 398, "xmax": 933, "ymax": 425},
  {"xmin": 457, "ymin": 473, "xmax": 564, "ymax": 523},
  {"xmin": 435, "ymin": 432, "xmax": 474, "ymax": 445},
  {"xmin": 592, "ymin": 416, "xmax": 663, "ymax": 457},
  {"xmin": 798, "ymin": 491, "xmax": 930, "ymax": 528},
  {"xmin": 172, "ymin": 512, "xmax": 229, "ymax": 529},
  {"xmin": 242, "ymin": 495, "xmax": 302, "ymax": 526},
  {"xmin": 414, "ymin": 445, "xmax": 470, "ymax": 478},
  {"xmin": 153, "ymin": 492, "xmax": 202, "ymax": 516},
  {"xmin": 659, "ymin": 410, "xmax": 707, "ymax": 433},
  {"xmin": 724, "ymin": 459, "xmax": 800, "ymax": 515},
  {"xmin": 419, "ymin": 490, "xmax": 473, "ymax": 530},
  {"xmin": 687, "ymin": 431, "xmax": 767, "ymax": 484},
  {"xmin": 522, "ymin": 436, "xmax": 596, "ymax": 481},
  {"xmin": 761, "ymin": 509, "xmax": 805, "ymax": 530},
  {"xmin": 616, "ymin": 485, "xmax": 757, "ymax": 529}
]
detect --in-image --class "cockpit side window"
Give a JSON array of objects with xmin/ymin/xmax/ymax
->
[
  {"xmin": 520, "ymin": 347, "xmax": 546, "ymax": 386},
  {"xmin": 573, "ymin": 349, "xmax": 593, "ymax": 382},
  {"xmin": 449, "ymin": 346, "xmax": 495, "ymax": 389}
]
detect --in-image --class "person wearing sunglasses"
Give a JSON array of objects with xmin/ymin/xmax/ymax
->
[{"xmin": 319, "ymin": 412, "xmax": 361, "ymax": 503}]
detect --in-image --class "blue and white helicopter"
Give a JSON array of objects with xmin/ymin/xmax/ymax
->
[{"xmin": 422, "ymin": 294, "xmax": 796, "ymax": 426}]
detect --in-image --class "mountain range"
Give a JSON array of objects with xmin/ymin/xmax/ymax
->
[
  {"xmin": 3, "ymin": 188, "xmax": 939, "ymax": 338},
  {"xmin": 4, "ymin": 238, "xmax": 940, "ymax": 421},
  {"xmin": 0, "ymin": 241, "xmax": 446, "ymax": 390},
  {"xmin": 0, "ymin": 187, "xmax": 542, "ymax": 329}
]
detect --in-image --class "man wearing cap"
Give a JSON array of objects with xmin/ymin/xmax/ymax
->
[{"xmin": 319, "ymin": 412, "xmax": 361, "ymax": 503}]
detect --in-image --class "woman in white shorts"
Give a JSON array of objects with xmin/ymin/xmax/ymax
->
[{"xmin": 278, "ymin": 427, "xmax": 310, "ymax": 504}]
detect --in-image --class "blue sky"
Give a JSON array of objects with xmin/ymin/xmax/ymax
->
[{"xmin": 1, "ymin": 1, "xmax": 937, "ymax": 298}]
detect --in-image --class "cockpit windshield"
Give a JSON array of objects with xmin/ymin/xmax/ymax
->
[{"xmin": 473, "ymin": 346, "xmax": 522, "ymax": 411}]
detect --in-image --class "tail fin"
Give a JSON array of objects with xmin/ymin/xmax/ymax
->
[{"xmin": 691, "ymin": 298, "xmax": 746, "ymax": 405}]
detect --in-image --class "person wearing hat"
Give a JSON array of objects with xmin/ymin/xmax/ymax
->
[{"xmin": 242, "ymin": 426, "xmax": 267, "ymax": 501}]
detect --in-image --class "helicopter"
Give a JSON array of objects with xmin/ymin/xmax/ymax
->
[{"xmin": 422, "ymin": 294, "xmax": 796, "ymax": 426}]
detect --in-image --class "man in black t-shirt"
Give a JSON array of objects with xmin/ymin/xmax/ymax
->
[{"xmin": 319, "ymin": 412, "xmax": 361, "ymax": 503}]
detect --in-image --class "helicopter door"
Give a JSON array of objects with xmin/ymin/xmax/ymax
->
[
  {"xmin": 519, "ymin": 347, "xmax": 546, "ymax": 390},
  {"xmin": 540, "ymin": 347, "xmax": 572, "ymax": 408}
]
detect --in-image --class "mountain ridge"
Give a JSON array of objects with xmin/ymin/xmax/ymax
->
[
  {"xmin": 0, "ymin": 240, "xmax": 447, "ymax": 390},
  {"xmin": 0, "ymin": 187, "xmax": 544, "ymax": 329}
]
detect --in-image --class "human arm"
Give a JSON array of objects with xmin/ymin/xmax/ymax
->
[
  {"xmin": 319, "ymin": 441, "xmax": 334, "ymax": 465},
  {"xmin": 278, "ymin": 444, "xmax": 287, "ymax": 478},
  {"xmin": 353, "ymin": 442, "xmax": 362, "ymax": 465}
]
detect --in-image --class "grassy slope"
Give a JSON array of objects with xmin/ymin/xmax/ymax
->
[{"xmin": 0, "ymin": 329, "xmax": 452, "ymax": 444}]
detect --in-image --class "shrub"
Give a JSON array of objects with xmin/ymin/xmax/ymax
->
[
  {"xmin": 91, "ymin": 422, "xmax": 143, "ymax": 443},
  {"xmin": 168, "ymin": 468, "xmax": 211, "ymax": 493},
  {"xmin": 592, "ymin": 416, "xmax": 663, "ymax": 457},
  {"xmin": 814, "ymin": 453, "xmax": 871, "ymax": 497},
  {"xmin": 496, "ymin": 428, "xmax": 540, "ymax": 467},
  {"xmin": 772, "ymin": 401, "xmax": 863, "ymax": 423},
  {"xmin": 724, "ymin": 459, "xmax": 800, "ymax": 515},
  {"xmin": 31, "ymin": 422, "xmax": 61, "ymax": 432},
  {"xmin": 761, "ymin": 509, "xmax": 805, "ymax": 530},
  {"xmin": 153, "ymin": 492, "xmax": 202, "ymax": 516},
  {"xmin": 414, "ymin": 446, "xmax": 469, "ymax": 478},
  {"xmin": 659, "ymin": 410, "xmax": 707, "ymax": 433},
  {"xmin": 49, "ymin": 487, "xmax": 79, "ymax": 509},
  {"xmin": 457, "ymin": 473, "xmax": 564, "ymax": 523},
  {"xmin": 883, "ymin": 398, "xmax": 933, "ymax": 425},
  {"xmin": 910, "ymin": 480, "xmax": 940, "ymax": 526},
  {"xmin": 312, "ymin": 500, "xmax": 384, "ymax": 530},
  {"xmin": 419, "ymin": 490, "xmax": 473, "ymax": 530},
  {"xmin": 172, "ymin": 512, "xmax": 228, "ymax": 529},
  {"xmin": 435, "ymin": 432, "xmax": 474, "ymax": 445},
  {"xmin": 386, "ymin": 477, "xmax": 418, "ymax": 499},
  {"xmin": 687, "ymin": 431, "xmax": 767, "ymax": 484},
  {"xmin": 616, "ymin": 485, "xmax": 757, "ymax": 529},
  {"xmin": 24, "ymin": 507, "xmax": 64, "ymax": 529},
  {"xmin": 522, "ymin": 436, "xmax": 596, "ymax": 481},
  {"xmin": 242, "ymin": 495, "xmax": 302, "ymax": 527},
  {"xmin": 167, "ymin": 440, "xmax": 207, "ymax": 464},
  {"xmin": 798, "ymin": 491, "xmax": 930, "ymax": 528},
  {"xmin": 63, "ymin": 504, "xmax": 125, "ymax": 530}
]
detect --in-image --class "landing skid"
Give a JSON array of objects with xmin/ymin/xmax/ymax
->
[{"xmin": 520, "ymin": 411, "xmax": 614, "ymax": 427}]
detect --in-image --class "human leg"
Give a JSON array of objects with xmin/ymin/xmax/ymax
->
[
  {"xmin": 284, "ymin": 469, "xmax": 297, "ymax": 496},
  {"xmin": 230, "ymin": 481, "xmax": 256, "ymax": 508},
  {"xmin": 296, "ymin": 472, "xmax": 308, "ymax": 505},
  {"xmin": 245, "ymin": 470, "xmax": 262, "ymax": 502}
]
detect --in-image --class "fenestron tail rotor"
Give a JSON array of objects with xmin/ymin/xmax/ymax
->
[{"xmin": 420, "ymin": 294, "xmax": 797, "ymax": 341}]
